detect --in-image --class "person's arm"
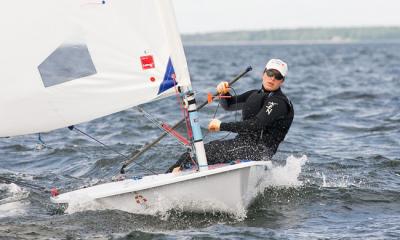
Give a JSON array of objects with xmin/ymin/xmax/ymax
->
[
  {"xmin": 220, "ymin": 90, "xmax": 255, "ymax": 111},
  {"xmin": 220, "ymin": 97, "xmax": 288, "ymax": 133}
]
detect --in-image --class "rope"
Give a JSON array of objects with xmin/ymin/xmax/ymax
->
[
  {"xmin": 204, "ymin": 87, "xmax": 239, "ymax": 141},
  {"xmin": 38, "ymin": 133, "xmax": 46, "ymax": 145},
  {"xmin": 68, "ymin": 126, "xmax": 157, "ymax": 175},
  {"xmin": 36, "ymin": 133, "xmax": 51, "ymax": 149},
  {"xmin": 171, "ymin": 80, "xmax": 197, "ymax": 168},
  {"xmin": 135, "ymin": 107, "xmax": 189, "ymax": 147},
  {"xmin": 173, "ymin": 81, "xmax": 193, "ymax": 140},
  {"xmin": 218, "ymin": 87, "xmax": 239, "ymax": 141}
]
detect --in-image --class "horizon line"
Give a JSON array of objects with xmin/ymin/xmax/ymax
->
[{"xmin": 181, "ymin": 25, "xmax": 400, "ymax": 35}]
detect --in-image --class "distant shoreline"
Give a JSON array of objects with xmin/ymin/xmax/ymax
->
[
  {"xmin": 182, "ymin": 27, "xmax": 400, "ymax": 45},
  {"xmin": 183, "ymin": 39, "xmax": 355, "ymax": 46},
  {"xmin": 182, "ymin": 39, "xmax": 400, "ymax": 46}
]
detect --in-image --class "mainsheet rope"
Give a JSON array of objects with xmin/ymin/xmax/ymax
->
[{"xmin": 203, "ymin": 86, "xmax": 239, "ymax": 141}]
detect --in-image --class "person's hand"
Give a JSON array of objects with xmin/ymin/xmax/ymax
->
[
  {"xmin": 208, "ymin": 119, "xmax": 221, "ymax": 132},
  {"xmin": 216, "ymin": 81, "xmax": 229, "ymax": 94}
]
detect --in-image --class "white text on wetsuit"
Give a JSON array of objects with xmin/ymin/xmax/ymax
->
[{"xmin": 265, "ymin": 102, "xmax": 278, "ymax": 115}]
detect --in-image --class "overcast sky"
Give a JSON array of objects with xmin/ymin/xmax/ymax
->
[{"xmin": 172, "ymin": 0, "xmax": 400, "ymax": 34}]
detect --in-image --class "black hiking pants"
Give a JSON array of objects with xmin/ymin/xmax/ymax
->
[{"xmin": 167, "ymin": 138, "xmax": 273, "ymax": 172}]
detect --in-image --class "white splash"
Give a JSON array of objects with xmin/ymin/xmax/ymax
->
[
  {"xmin": 320, "ymin": 172, "xmax": 364, "ymax": 188},
  {"xmin": 63, "ymin": 196, "xmax": 105, "ymax": 214},
  {"xmin": 0, "ymin": 183, "xmax": 30, "ymax": 218},
  {"xmin": 261, "ymin": 155, "xmax": 308, "ymax": 188}
]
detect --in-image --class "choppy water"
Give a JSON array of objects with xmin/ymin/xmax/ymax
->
[{"xmin": 1, "ymin": 42, "xmax": 400, "ymax": 239}]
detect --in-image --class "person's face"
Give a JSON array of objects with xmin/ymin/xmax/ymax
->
[{"xmin": 262, "ymin": 69, "xmax": 284, "ymax": 91}]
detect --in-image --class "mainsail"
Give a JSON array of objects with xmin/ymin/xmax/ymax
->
[{"xmin": 0, "ymin": 0, "xmax": 191, "ymax": 137}]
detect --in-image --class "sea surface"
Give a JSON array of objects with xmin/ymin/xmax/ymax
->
[{"xmin": 1, "ymin": 42, "xmax": 400, "ymax": 239}]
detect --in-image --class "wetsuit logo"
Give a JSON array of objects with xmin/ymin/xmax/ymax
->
[{"xmin": 265, "ymin": 102, "xmax": 278, "ymax": 115}]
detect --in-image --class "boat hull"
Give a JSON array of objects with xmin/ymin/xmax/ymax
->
[{"xmin": 51, "ymin": 161, "xmax": 269, "ymax": 215}]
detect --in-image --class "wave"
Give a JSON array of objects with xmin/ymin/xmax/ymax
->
[
  {"xmin": 327, "ymin": 91, "xmax": 379, "ymax": 100},
  {"xmin": 0, "ymin": 183, "xmax": 30, "ymax": 218}
]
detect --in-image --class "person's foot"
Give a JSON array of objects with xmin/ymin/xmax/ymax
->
[
  {"xmin": 171, "ymin": 166, "xmax": 182, "ymax": 173},
  {"xmin": 166, "ymin": 153, "xmax": 191, "ymax": 173},
  {"xmin": 112, "ymin": 174, "xmax": 126, "ymax": 181}
]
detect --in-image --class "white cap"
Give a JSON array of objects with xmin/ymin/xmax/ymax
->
[{"xmin": 265, "ymin": 59, "xmax": 288, "ymax": 77}]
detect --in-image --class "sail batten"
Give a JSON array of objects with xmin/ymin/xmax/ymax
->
[{"xmin": 0, "ymin": 0, "xmax": 190, "ymax": 137}]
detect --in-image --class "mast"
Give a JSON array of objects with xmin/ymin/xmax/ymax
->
[{"xmin": 182, "ymin": 87, "xmax": 208, "ymax": 171}]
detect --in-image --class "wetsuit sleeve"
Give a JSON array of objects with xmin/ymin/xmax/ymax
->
[
  {"xmin": 220, "ymin": 90, "xmax": 255, "ymax": 111},
  {"xmin": 220, "ymin": 96, "xmax": 288, "ymax": 133}
]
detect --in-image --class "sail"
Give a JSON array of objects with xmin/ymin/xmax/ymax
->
[{"xmin": 0, "ymin": 0, "xmax": 190, "ymax": 137}]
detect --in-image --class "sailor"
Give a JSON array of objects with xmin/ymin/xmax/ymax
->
[{"xmin": 167, "ymin": 59, "xmax": 294, "ymax": 172}]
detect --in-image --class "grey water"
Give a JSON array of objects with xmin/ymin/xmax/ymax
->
[{"xmin": 1, "ymin": 42, "xmax": 400, "ymax": 239}]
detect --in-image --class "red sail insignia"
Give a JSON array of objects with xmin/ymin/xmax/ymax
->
[{"xmin": 140, "ymin": 55, "xmax": 155, "ymax": 70}]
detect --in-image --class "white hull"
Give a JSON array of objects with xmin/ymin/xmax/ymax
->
[{"xmin": 51, "ymin": 161, "xmax": 270, "ymax": 215}]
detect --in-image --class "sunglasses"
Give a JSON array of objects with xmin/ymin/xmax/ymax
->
[{"xmin": 264, "ymin": 69, "xmax": 284, "ymax": 81}]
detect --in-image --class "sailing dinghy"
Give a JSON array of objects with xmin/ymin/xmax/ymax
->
[{"xmin": 0, "ymin": 0, "xmax": 271, "ymax": 215}]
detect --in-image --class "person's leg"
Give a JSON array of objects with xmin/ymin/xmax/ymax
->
[
  {"xmin": 203, "ymin": 139, "xmax": 238, "ymax": 165},
  {"xmin": 207, "ymin": 139, "xmax": 274, "ymax": 162},
  {"xmin": 166, "ymin": 139, "xmax": 238, "ymax": 173},
  {"xmin": 166, "ymin": 139, "xmax": 273, "ymax": 172}
]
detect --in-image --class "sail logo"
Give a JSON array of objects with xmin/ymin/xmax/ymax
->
[
  {"xmin": 140, "ymin": 55, "xmax": 155, "ymax": 70},
  {"xmin": 265, "ymin": 102, "xmax": 278, "ymax": 115},
  {"xmin": 134, "ymin": 192, "xmax": 148, "ymax": 205},
  {"xmin": 158, "ymin": 57, "xmax": 176, "ymax": 94}
]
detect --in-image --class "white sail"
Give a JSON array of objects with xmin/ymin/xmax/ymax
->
[{"xmin": 0, "ymin": 0, "xmax": 190, "ymax": 137}]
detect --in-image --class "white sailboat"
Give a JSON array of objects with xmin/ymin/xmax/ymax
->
[{"xmin": 0, "ymin": 0, "xmax": 270, "ymax": 215}]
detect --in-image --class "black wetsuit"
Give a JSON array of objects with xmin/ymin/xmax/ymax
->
[{"xmin": 167, "ymin": 86, "xmax": 294, "ymax": 172}]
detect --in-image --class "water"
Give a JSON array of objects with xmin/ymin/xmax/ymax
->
[{"xmin": 1, "ymin": 42, "xmax": 400, "ymax": 239}]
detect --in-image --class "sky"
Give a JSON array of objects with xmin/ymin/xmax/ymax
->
[{"xmin": 172, "ymin": 0, "xmax": 400, "ymax": 34}]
